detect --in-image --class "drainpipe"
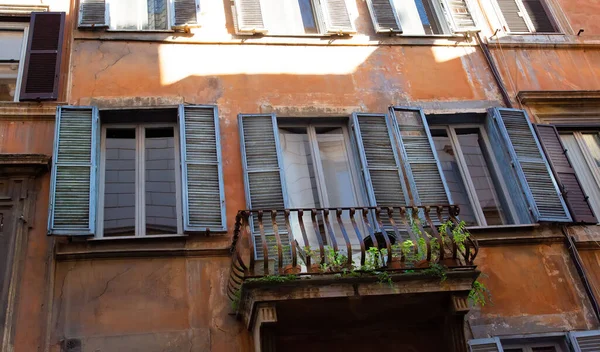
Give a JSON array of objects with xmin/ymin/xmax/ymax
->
[
  {"xmin": 562, "ymin": 226, "xmax": 600, "ymax": 323},
  {"xmin": 472, "ymin": 32, "xmax": 513, "ymax": 108}
]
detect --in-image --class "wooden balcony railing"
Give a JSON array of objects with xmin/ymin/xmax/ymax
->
[{"xmin": 227, "ymin": 205, "xmax": 478, "ymax": 302}]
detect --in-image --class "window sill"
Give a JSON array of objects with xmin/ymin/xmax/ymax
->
[
  {"xmin": 466, "ymin": 223, "xmax": 539, "ymax": 233},
  {"xmin": 486, "ymin": 33, "xmax": 600, "ymax": 48},
  {"xmin": 87, "ymin": 234, "xmax": 188, "ymax": 241},
  {"xmin": 105, "ymin": 29, "xmax": 176, "ymax": 33}
]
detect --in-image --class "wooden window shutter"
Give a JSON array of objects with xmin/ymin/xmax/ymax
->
[
  {"xmin": 350, "ymin": 113, "xmax": 409, "ymax": 207},
  {"xmin": 496, "ymin": 0, "xmax": 530, "ymax": 32},
  {"xmin": 78, "ymin": 0, "xmax": 107, "ymax": 28},
  {"xmin": 468, "ymin": 338, "xmax": 504, "ymax": 351},
  {"xmin": 569, "ymin": 330, "xmax": 600, "ymax": 352},
  {"xmin": 521, "ymin": 0, "xmax": 556, "ymax": 32},
  {"xmin": 239, "ymin": 114, "xmax": 290, "ymax": 260},
  {"xmin": 440, "ymin": 0, "xmax": 477, "ymax": 32},
  {"xmin": 321, "ymin": 0, "xmax": 356, "ymax": 34},
  {"xmin": 172, "ymin": 0, "xmax": 201, "ymax": 27},
  {"xmin": 179, "ymin": 105, "xmax": 226, "ymax": 233},
  {"xmin": 389, "ymin": 106, "xmax": 452, "ymax": 206},
  {"xmin": 490, "ymin": 108, "xmax": 571, "ymax": 222},
  {"xmin": 366, "ymin": 0, "xmax": 402, "ymax": 33},
  {"xmin": 19, "ymin": 12, "xmax": 65, "ymax": 101},
  {"xmin": 233, "ymin": 0, "xmax": 266, "ymax": 35},
  {"xmin": 534, "ymin": 124, "xmax": 596, "ymax": 223},
  {"xmin": 48, "ymin": 106, "xmax": 99, "ymax": 236}
]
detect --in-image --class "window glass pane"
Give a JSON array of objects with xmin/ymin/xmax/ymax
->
[
  {"xmin": 0, "ymin": 76, "xmax": 17, "ymax": 102},
  {"xmin": 532, "ymin": 347, "xmax": 557, "ymax": 352},
  {"xmin": 0, "ymin": 30, "xmax": 24, "ymax": 61},
  {"xmin": 581, "ymin": 133, "xmax": 600, "ymax": 170},
  {"xmin": 104, "ymin": 128, "xmax": 136, "ymax": 236},
  {"xmin": 260, "ymin": 0, "xmax": 318, "ymax": 34},
  {"xmin": 455, "ymin": 128, "xmax": 506, "ymax": 225},
  {"xmin": 316, "ymin": 127, "xmax": 356, "ymax": 208},
  {"xmin": 145, "ymin": 127, "xmax": 177, "ymax": 235},
  {"xmin": 414, "ymin": 0, "xmax": 442, "ymax": 34},
  {"xmin": 432, "ymin": 129, "xmax": 477, "ymax": 225},
  {"xmin": 504, "ymin": 349, "xmax": 524, "ymax": 352},
  {"xmin": 109, "ymin": 0, "xmax": 168, "ymax": 30}
]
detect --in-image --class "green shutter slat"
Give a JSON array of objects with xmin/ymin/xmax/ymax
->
[
  {"xmin": 322, "ymin": 0, "xmax": 355, "ymax": 34},
  {"xmin": 48, "ymin": 106, "xmax": 97, "ymax": 236},
  {"xmin": 366, "ymin": 0, "xmax": 402, "ymax": 33},
  {"xmin": 173, "ymin": 0, "xmax": 199, "ymax": 26},
  {"xmin": 497, "ymin": 0, "xmax": 530, "ymax": 32},
  {"xmin": 492, "ymin": 108, "xmax": 571, "ymax": 222},
  {"xmin": 180, "ymin": 105, "xmax": 226, "ymax": 232},
  {"xmin": 78, "ymin": 0, "xmax": 107, "ymax": 27},
  {"xmin": 234, "ymin": 0, "xmax": 266, "ymax": 34}
]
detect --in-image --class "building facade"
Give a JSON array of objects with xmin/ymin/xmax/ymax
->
[{"xmin": 1, "ymin": 0, "xmax": 600, "ymax": 351}]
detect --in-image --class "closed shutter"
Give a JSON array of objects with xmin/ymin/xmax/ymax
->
[
  {"xmin": 179, "ymin": 105, "xmax": 226, "ymax": 232},
  {"xmin": 440, "ymin": 0, "xmax": 477, "ymax": 32},
  {"xmin": 19, "ymin": 12, "xmax": 65, "ymax": 101},
  {"xmin": 350, "ymin": 113, "xmax": 409, "ymax": 207},
  {"xmin": 490, "ymin": 108, "xmax": 571, "ymax": 222},
  {"xmin": 239, "ymin": 114, "xmax": 290, "ymax": 260},
  {"xmin": 321, "ymin": 0, "xmax": 355, "ymax": 34},
  {"xmin": 569, "ymin": 330, "xmax": 600, "ymax": 352},
  {"xmin": 172, "ymin": 0, "xmax": 200, "ymax": 27},
  {"xmin": 468, "ymin": 338, "xmax": 504, "ymax": 352},
  {"xmin": 521, "ymin": 0, "xmax": 555, "ymax": 32},
  {"xmin": 78, "ymin": 0, "xmax": 107, "ymax": 27},
  {"xmin": 496, "ymin": 0, "xmax": 530, "ymax": 32},
  {"xmin": 233, "ymin": 0, "xmax": 266, "ymax": 34},
  {"xmin": 390, "ymin": 106, "xmax": 452, "ymax": 206},
  {"xmin": 48, "ymin": 106, "xmax": 98, "ymax": 236},
  {"xmin": 535, "ymin": 124, "xmax": 596, "ymax": 223},
  {"xmin": 366, "ymin": 0, "xmax": 402, "ymax": 33}
]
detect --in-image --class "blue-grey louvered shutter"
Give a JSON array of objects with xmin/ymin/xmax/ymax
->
[
  {"xmin": 171, "ymin": 0, "xmax": 201, "ymax": 27},
  {"xmin": 48, "ymin": 106, "xmax": 98, "ymax": 235},
  {"xmin": 179, "ymin": 105, "xmax": 226, "ymax": 232},
  {"xmin": 321, "ymin": 0, "xmax": 356, "ymax": 34},
  {"xmin": 350, "ymin": 113, "xmax": 409, "ymax": 207},
  {"xmin": 78, "ymin": 0, "xmax": 107, "ymax": 28},
  {"xmin": 389, "ymin": 106, "xmax": 452, "ymax": 206},
  {"xmin": 233, "ymin": 0, "xmax": 266, "ymax": 34},
  {"xmin": 366, "ymin": 0, "xmax": 402, "ymax": 33},
  {"xmin": 239, "ymin": 114, "xmax": 290, "ymax": 259},
  {"xmin": 490, "ymin": 108, "xmax": 571, "ymax": 222},
  {"xmin": 569, "ymin": 330, "xmax": 600, "ymax": 352},
  {"xmin": 468, "ymin": 338, "xmax": 504, "ymax": 352},
  {"xmin": 440, "ymin": 0, "xmax": 477, "ymax": 33}
]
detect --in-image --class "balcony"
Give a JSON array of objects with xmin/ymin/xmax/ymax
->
[{"xmin": 227, "ymin": 205, "xmax": 480, "ymax": 352}]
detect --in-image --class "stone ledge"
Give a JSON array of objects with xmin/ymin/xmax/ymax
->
[{"xmin": 518, "ymin": 91, "xmax": 600, "ymax": 105}]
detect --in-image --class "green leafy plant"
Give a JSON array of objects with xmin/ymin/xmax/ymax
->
[
  {"xmin": 375, "ymin": 271, "xmax": 393, "ymax": 287},
  {"xmin": 469, "ymin": 279, "xmax": 492, "ymax": 307},
  {"xmin": 231, "ymin": 289, "xmax": 241, "ymax": 311},
  {"xmin": 246, "ymin": 275, "xmax": 299, "ymax": 284},
  {"xmin": 423, "ymin": 263, "xmax": 447, "ymax": 282},
  {"xmin": 320, "ymin": 246, "xmax": 349, "ymax": 272},
  {"xmin": 362, "ymin": 246, "xmax": 384, "ymax": 271},
  {"xmin": 438, "ymin": 220, "xmax": 470, "ymax": 251}
]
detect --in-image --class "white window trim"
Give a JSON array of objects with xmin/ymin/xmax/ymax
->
[
  {"xmin": 106, "ymin": 0, "xmax": 173, "ymax": 31},
  {"xmin": 97, "ymin": 123, "xmax": 183, "ymax": 238},
  {"xmin": 0, "ymin": 22, "xmax": 28, "ymax": 102},
  {"xmin": 432, "ymin": 124, "xmax": 517, "ymax": 227}
]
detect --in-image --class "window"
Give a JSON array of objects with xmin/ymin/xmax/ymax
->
[
  {"xmin": 492, "ymin": 0, "xmax": 557, "ymax": 33},
  {"xmin": 504, "ymin": 344, "xmax": 562, "ymax": 352},
  {"xmin": 431, "ymin": 124, "xmax": 512, "ymax": 226},
  {"xmin": 78, "ymin": 0, "xmax": 200, "ymax": 30},
  {"xmin": 233, "ymin": 0, "xmax": 355, "ymax": 36},
  {"xmin": 469, "ymin": 332, "xmax": 590, "ymax": 352},
  {"xmin": 48, "ymin": 105, "xmax": 226, "ymax": 237},
  {"xmin": 366, "ymin": 0, "xmax": 476, "ymax": 35},
  {"xmin": 98, "ymin": 124, "xmax": 182, "ymax": 237},
  {"xmin": 0, "ymin": 22, "xmax": 28, "ymax": 101}
]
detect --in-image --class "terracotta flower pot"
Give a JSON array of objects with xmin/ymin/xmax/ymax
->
[
  {"xmin": 283, "ymin": 264, "xmax": 301, "ymax": 275},
  {"xmin": 308, "ymin": 263, "xmax": 321, "ymax": 273},
  {"xmin": 387, "ymin": 258, "xmax": 404, "ymax": 269},
  {"xmin": 415, "ymin": 259, "xmax": 429, "ymax": 268}
]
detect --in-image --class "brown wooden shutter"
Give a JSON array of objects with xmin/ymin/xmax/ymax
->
[
  {"xmin": 19, "ymin": 12, "xmax": 65, "ymax": 101},
  {"xmin": 521, "ymin": 0, "xmax": 556, "ymax": 32},
  {"xmin": 535, "ymin": 124, "xmax": 597, "ymax": 223}
]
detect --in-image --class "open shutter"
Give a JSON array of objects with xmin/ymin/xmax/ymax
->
[
  {"xmin": 535, "ymin": 124, "xmax": 596, "ymax": 223},
  {"xmin": 350, "ymin": 113, "xmax": 409, "ymax": 207},
  {"xmin": 19, "ymin": 12, "xmax": 65, "ymax": 101},
  {"xmin": 468, "ymin": 338, "xmax": 504, "ymax": 352},
  {"xmin": 440, "ymin": 0, "xmax": 477, "ymax": 32},
  {"xmin": 48, "ymin": 106, "xmax": 98, "ymax": 236},
  {"xmin": 521, "ymin": 0, "xmax": 555, "ymax": 32},
  {"xmin": 366, "ymin": 0, "xmax": 402, "ymax": 33},
  {"xmin": 490, "ymin": 108, "xmax": 571, "ymax": 222},
  {"xmin": 78, "ymin": 0, "xmax": 107, "ymax": 28},
  {"xmin": 172, "ymin": 0, "xmax": 201, "ymax": 27},
  {"xmin": 389, "ymin": 106, "xmax": 452, "ymax": 206},
  {"xmin": 239, "ymin": 114, "xmax": 290, "ymax": 259},
  {"xmin": 179, "ymin": 105, "xmax": 226, "ymax": 233},
  {"xmin": 321, "ymin": 0, "xmax": 355, "ymax": 34},
  {"xmin": 569, "ymin": 330, "xmax": 600, "ymax": 352},
  {"xmin": 497, "ymin": 0, "xmax": 530, "ymax": 32},
  {"xmin": 233, "ymin": 0, "xmax": 266, "ymax": 34}
]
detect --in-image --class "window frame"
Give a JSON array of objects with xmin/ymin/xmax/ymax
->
[
  {"xmin": 257, "ymin": 0, "xmax": 325, "ymax": 36},
  {"xmin": 490, "ymin": 0, "xmax": 559, "ymax": 34},
  {"xmin": 106, "ymin": 0, "xmax": 173, "ymax": 31},
  {"xmin": 0, "ymin": 22, "xmax": 29, "ymax": 102},
  {"xmin": 503, "ymin": 341, "xmax": 564, "ymax": 352},
  {"xmin": 429, "ymin": 123, "xmax": 517, "ymax": 227},
  {"xmin": 277, "ymin": 120, "xmax": 368, "ymax": 209},
  {"xmin": 97, "ymin": 123, "xmax": 183, "ymax": 239}
]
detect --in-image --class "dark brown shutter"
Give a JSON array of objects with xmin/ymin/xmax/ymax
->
[
  {"xmin": 19, "ymin": 12, "xmax": 65, "ymax": 101},
  {"xmin": 535, "ymin": 124, "xmax": 597, "ymax": 223},
  {"xmin": 521, "ymin": 0, "xmax": 556, "ymax": 32}
]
